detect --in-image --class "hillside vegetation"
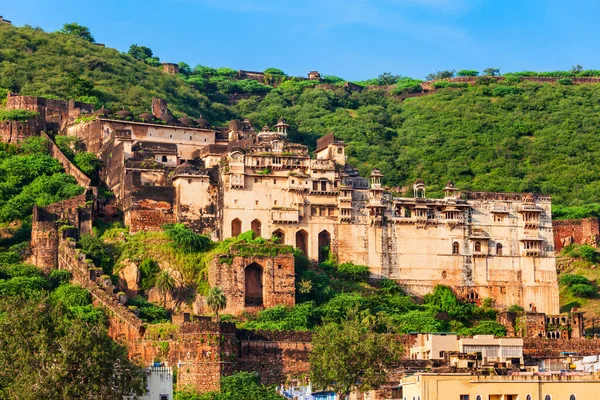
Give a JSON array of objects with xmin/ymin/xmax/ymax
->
[{"xmin": 3, "ymin": 24, "xmax": 600, "ymax": 211}]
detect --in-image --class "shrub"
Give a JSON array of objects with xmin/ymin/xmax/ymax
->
[
  {"xmin": 464, "ymin": 320, "xmax": 507, "ymax": 337},
  {"xmin": 562, "ymin": 245, "xmax": 598, "ymax": 263},
  {"xmin": 139, "ymin": 258, "xmax": 160, "ymax": 291},
  {"xmin": 475, "ymin": 76, "xmax": 495, "ymax": 85},
  {"xmin": 558, "ymin": 78, "xmax": 573, "ymax": 85},
  {"xmin": 492, "ymin": 86, "xmax": 521, "ymax": 96},
  {"xmin": 49, "ymin": 269, "xmax": 72, "ymax": 288},
  {"xmin": 50, "ymin": 283, "xmax": 91, "ymax": 307},
  {"xmin": 78, "ymin": 234, "xmax": 113, "ymax": 274},
  {"xmin": 508, "ymin": 304, "xmax": 524, "ymax": 313},
  {"xmin": 336, "ymin": 262, "xmax": 370, "ymax": 281},
  {"xmin": 0, "ymin": 276, "xmax": 49, "ymax": 296},
  {"xmin": 162, "ymin": 223, "xmax": 210, "ymax": 252},
  {"xmin": 504, "ymin": 76, "xmax": 522, "ymax": 85},
  {"xmin": 570, "ymin": 283, "xmax": 597, "ymax": 298},
  {"xmin": 0, "ymin": 110, "xmax": 39, "ymax": 121},
  {"xmin": 456, "ymin": 70, "xmax": 479, "ymax": 77},
  {"xmin": 559, "ymin": 273, "xmax": 591, "ymax": 286}
]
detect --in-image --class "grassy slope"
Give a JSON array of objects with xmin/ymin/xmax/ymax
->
[
  {"xmin": 5, "ymin": 24, "xmax": 600, "ymax": 207},
  {"xmin": 0, "ymin": 24, "xmax": 229, "ymax": 121},
  {"xmin": 558, "ymin": 257, "xmax": 600, "ymax": 320}
]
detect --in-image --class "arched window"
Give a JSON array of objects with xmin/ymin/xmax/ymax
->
[
  {"xmin": 244, "ymin": 262, "xmax": 263, "ymax": 306},
  {"xmin": 296, "ymin": 230, "xmax": 308, "ymax": 255},
  {"xmin": 161, "ymin": 155, "xmax": 167, "ymax": 162},
  {"xmin": 251, "ymin": 219, "xmax": 262, "ymax": 238},
  {"xmin": 496, "ymin": 243, "xmax": 503, "ymax": 256},
  {"xmin": 570, "ymin": 395, "xmax": 576, "ymax": 400},
  {"xmin": 526, "ymin": 396, "xmax": 532, "ymax": 400},
  {"xmin": 545, "ymin": 395, "xmax": 552, "ymax": 400},
  {"xmin": 318, "ymin": 230, "xmax": 331, "ymax": 263},
  {"xmin": 337, "ymin": 147, "xmax": 343, "ymax": 154},
  {"xmin": 272, "ymin": 229, "xmax": 285, "ymax": 244},
  {"xmin": 231, "ymin": 218, "xmax": 242, "ymax": 237},
  {"xmin": 452, "ymin": 242, "xmax": 460, "ymax": 254},
  {"xmin": 474, "ymin": 241, "xmax": 482, "ymax": 252},
  {"xmin": 476, "ymin": 396, "xmax": 482, "ymax": 400}
]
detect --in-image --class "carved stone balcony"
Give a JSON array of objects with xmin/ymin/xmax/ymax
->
[
  {"xmin": 310, "ymin": 159, "xmax": 335, "ymax": 171},
  {"xmin": 271, "ymin": 209, "xmax": 300, "ymax": 224},
  {"xmin": 229, "ymin": 174, "xmax": 244, "ymax": 189}
]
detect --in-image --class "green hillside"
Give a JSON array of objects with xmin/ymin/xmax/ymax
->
[{"xmin": 3, "ymin": 23, "xmax": 600, "ymax": 211}]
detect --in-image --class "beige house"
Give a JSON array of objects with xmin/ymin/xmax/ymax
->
[
  {"xmin": 410, "ymin": 334, "xmax": 524, "ymax": 367},
  {"xmin": 401, "ymin": 372, "xmax": 600, "ymax": 400}
]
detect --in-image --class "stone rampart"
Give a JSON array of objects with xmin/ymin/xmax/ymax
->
[
  {"xmin": 0, "ymin": 117, "xmax": 43, "ymax": 143},
  {"xmin": 421, "ymin": 75, "xmax": 600, "ymax": 91},
  {"xmin": 208, "ymin": 252, "xmax": 296, "ymax": 315},
  {"xmin": 524, "ymin": 338, "xmax": 600, "ymax": 358},
  {"xmin": 553, "ymin": 218, "xmax": 600, "ymax": 251},
  {"xmin": 235, "ymin": 329, "xmax": 312, "ymax": 385},
  {"xmin": 42, "ymin": 131, "xmax": 92, "ymax": 188},
  {"xmin": 6, "ymin": 93, "xmax": 93, "ymax": 131}
]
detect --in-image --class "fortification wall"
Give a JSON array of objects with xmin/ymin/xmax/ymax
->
[
  {"xmin": 41, "ymin": 132, "xmax": 92, "ymax": 188},
  {"xmin": 6, "ymin": 93, "xmax": 93, "ymax": 131},
  {"xmin": 421, "ymin": 76, "xmax": 600, "ymax": 91},
  {"xmin": 235, "ymin": 329, "xmax": 312, "ymax": 385},
  {"xmin": 0, "ymin": 118, "xmax": 43, "ymax": 143},
  {"xmin": 524, "ymin": 338, "xmax": 600, "ymax": 358},
  {"xmin": 553, "ymin": 218, "xmax": 600, "ymax": 251},
  {"xmin": 208, "ymin": 253, "xmax": 295, "ymax": 315}
]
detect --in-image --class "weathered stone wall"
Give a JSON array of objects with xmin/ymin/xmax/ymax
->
[
  {"xmin": 30, "ymin": 193, "xmax": 93, "ymax": 271},
  {"xmin": 420, "ymin": 76, "xmax": 600, "ymax": 91},
  {"xmin": 0, "ymin": 118, "xmax": 43, "ymax": 143},
  {"xmin": 162, "ymin": 63, "xmax": 180, "ymax": 76},
  {"xmin": 208, "ymin": 253, "xmax": 295, "ymax": 315},
  {"xmin": 553, "ymin": 217, "xmax": 600, "ymax": 251},
  {"xmin": 6, "ymin": 93, "xmax": 93, "ymax": 131},
  {"xmin": 125, "ymin": 180, "xmax": 176, "ymax": 233},
  {"xmin": 235, "ymin": 329, "xmax": 312, "ymax": 385},
  {"xmin": 524, "ymin": 338, "xmax": 600, "ymax": 358},
  {"xmin": 42, "ymin": 131, "xmax": 92, "ymax": 188}
]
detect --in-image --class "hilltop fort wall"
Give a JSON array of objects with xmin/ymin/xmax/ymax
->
[
  {"xmin": 5, "ymin": 93, "xmax": 561, "ymax": 314},
  {"xmin": 553, "ymin": 217, "xmax": 600, "ymax": 251}
]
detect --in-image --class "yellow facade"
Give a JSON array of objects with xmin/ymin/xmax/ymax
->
[{"xmin": 401, "ymin": 373, "xmax": 600, "ymax": 400}]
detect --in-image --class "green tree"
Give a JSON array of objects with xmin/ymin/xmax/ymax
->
[
  {"xmin": 426, "ymin": 70, "xmax": 455, "ymax": 81},
  {"xmin": 309, "ymin": 313, "xmax": 402, "ymax": 398},
  {"xmin": 483, "ymin": 67, "xmax": 500, "ymax": 76},
  {"xmin": 206, "ymin": 287, "xmax": 227, "ymax": 322},
  {"xmin": 377, "ymin": 72, "xmax": 400, "ymax": 86},
  {"xmin": 155, "ymin": 270, "xmax": 176, "ymax": 308},
  {"xmin": 59, "ymin": 22, "xmax": 95, "ymax": 42},
  {"xmin": 0, "ymin": 295, "xmax": 145, "ymax": 398},
  {"xmin": 128, "ymin": 44, "xmax": 153, "ymax": 60},
  {"xmin": 456, "ymin": 69, "xmax": 479, "ymax": 77}
]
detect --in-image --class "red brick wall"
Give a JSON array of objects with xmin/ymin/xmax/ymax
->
[
  {"xmin": 208, "ymin": 253, "xmax": 296, "ymax": 315},
  {"xmin": 553, "ymin": 218, "xmax": 600, "ymax": 251}
]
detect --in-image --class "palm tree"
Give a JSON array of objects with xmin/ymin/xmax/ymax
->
[
  {"xmin": 155, "ymin": 270, "xmax": 176, "ymax": 308},
  {"xmin": 206, "ymin": 287, "xmax": 227, "ymax": 323}
]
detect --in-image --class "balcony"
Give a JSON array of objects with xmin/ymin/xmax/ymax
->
[
  {"xmin": 271, "ymin": 209, "xmax": 300, "ymax": 224},
  {"xmin": 523, "ymin": 220, "xmax": 540, "ymax": 229},
  {"xmin": 310, "ymin": 159, "xmax": 335, "ymax": 171},
  {"xmin": 368, "ymin": 198, "xmax": 386, "ymax": 208},
  {"xmin": 288, "ymin": 182, "xmax": 310, "ymax": 193},
  {"xmin": 339, "ymin": 214, "xmax": 352, "ymax": 223},
  {"xmin": 229, "ymin": 174, "xmax": 244, "ymax": 189},
  {"xmin": 338, "ymin": 195, "xmax": 353, "ymax": 203}
]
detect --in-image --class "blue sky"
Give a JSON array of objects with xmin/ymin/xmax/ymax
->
[{"xmin": 3, "ymin": 0, "xmax": 600, "ymax": 80}]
